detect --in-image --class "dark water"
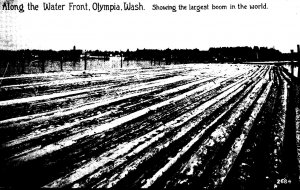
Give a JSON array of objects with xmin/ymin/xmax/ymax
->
[{"xmin": 283, "ymin": 65, "xmax": 299, "ymax": 78}]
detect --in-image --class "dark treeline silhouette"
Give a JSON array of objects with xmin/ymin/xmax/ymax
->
[
  {"xmin": 124, "ymin": 49, "xmax": 212, "ymax": 64},
  {"xmin": 0, "ymin": 46, "xmax": 297, "ymax": 76},
  {"xmin": 0, "ymin": 46, "xmax": 289, "ymax": 66},
  {"xmin": 209, "ymin": 46, "xmax": 282, "ymax": 62},
  {"xmin": 0, "ymin": 48, "xmax": 82, "ymax": 75},
  {"xmin": 124, "ymin": 46, "xmax": 284, "ymax": 63},
  {"xmin": 0, "ymin": 49, "xmax": 82, "ymax": 62}
]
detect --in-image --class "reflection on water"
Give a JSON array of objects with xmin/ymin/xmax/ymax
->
[{"xmin": 44, "ymin": 59, "xmax": 163, "ymax": 72}]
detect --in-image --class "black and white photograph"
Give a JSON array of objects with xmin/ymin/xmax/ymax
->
[{"xmin": 0, "ymin": 0, "xmax": 300, "ymax": 189}]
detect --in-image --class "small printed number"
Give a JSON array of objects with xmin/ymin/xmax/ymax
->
[{"xmin": 277, "ymin": 178, "xmax": 291, "ymax": 184}]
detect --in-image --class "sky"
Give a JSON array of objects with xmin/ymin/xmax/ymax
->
[{"xmin": 0, "ymin": 0, "xmax": 300, "ymax": 53}]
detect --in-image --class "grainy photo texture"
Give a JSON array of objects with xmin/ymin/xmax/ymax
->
[{"xmin": 0, "ymin": 0, "xmax": 300, "ymax": 189}]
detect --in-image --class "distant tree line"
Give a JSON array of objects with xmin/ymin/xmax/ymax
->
[
  {"xmin": 0, "ymin": 46, "xmax": 296, "ymax": 70},
  {"xmin": 0, "ymin": 49, "xmax": 82, "ymax": 63},
  {"xmin": 1, "ymin": 46, "xmax": 297, "ymax": 76},
  {"xmin": 0, "ymin": 49, "xmax": 83, "ymax": 74},
  {"xmin": 123, "ymin": 46, "xmax": 285, "ymax": 63}
]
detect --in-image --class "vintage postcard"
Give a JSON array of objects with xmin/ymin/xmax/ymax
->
[{"xmin": 0, "ymin": 0, "xmax": 300, "ymax": 189}]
